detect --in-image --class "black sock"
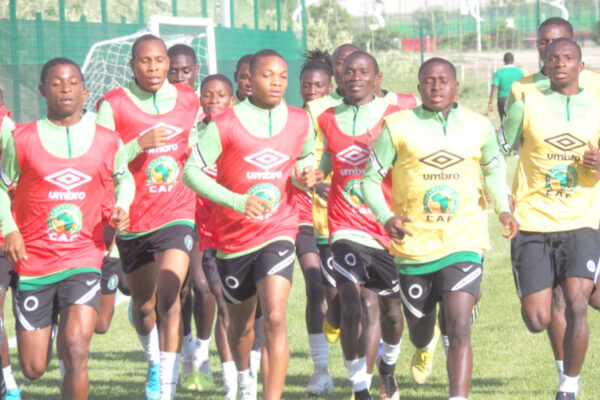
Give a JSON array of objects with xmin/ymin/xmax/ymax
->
[
  {"xmin": 354, "ymin": 389, "xmax": 371, "ymax": 400},
  {"xmin": 379, "ymin": 360, "xmax": 396, "ymax": 375}
]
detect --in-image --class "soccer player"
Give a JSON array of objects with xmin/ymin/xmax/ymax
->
[
  {"xmin": 96, "ymin": 34, "xmax": 200, "ymax": 400},
  {"xmin": 317, "ymin": 51, "xmax": 404, "ymax": 400},
  {"xmin": 362, "ymin": 57, "xmax": 517, "ymax": 400},
  {"xmin": 487, "ymin": 52, "xmax": 523, "ymax": 120},
  {"xmin": 297, "ymin": 49, "xmax": 335, "ymax": 395},
  {"xmin": 501, "ymin": 38, "xmax": 600, "ymax": 400},
  {"xmin": 167, "ymin": 44, "xmax": 200, "ymax": 90},
  {"xmin": 182, "ymin": 49, "xmax": 316, "ymax": 400},
  {"xmin": 234, "ymin": 54, "xmax": 253, "ymax": 103},
  {"xmin": 0, "ymin": 57, "xmax": 133, "ymax": 400}
]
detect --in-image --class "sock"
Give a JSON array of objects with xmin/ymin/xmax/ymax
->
[
  {"xmin": 252, "ymin": 316, "xmax": 265, "ymax": 350},
  {"xmin": 354, "ymin": 389, "xmax": 371, "ymax": 400},
  {"xmin": 308, "ymin": 333, "xmax": 329, "ymax": 371},
  {"xmin": 344, "ymin": 356, "xmax": 368, "ymax": 392},
  {"xmin": 3, "ymin": 365, "xmax": 17, "ymax": 390},
  {"xmin": 365, "ymin": 372, "xmax": 372, "ymax": 389},
  {"xmin": 381, "ymin": 339, "xmax": 401, "ymax": 367},
  {"xmin": 193, "ymin": 337, "xmax": 210, "ymax": 373},
  {"xmin": 238, "ymin": 368, "xmax": 253, "ymax": 389},
  {"xmin": 442, "ymin": 334, "xmax": 450, "ymax": 357},
  {"xmin": 58, "ymin": 359, "xmax": 65, "ymax": 380},
  {"xmin": 222, "ymin": 361, "xmax": 238, "ymax": 393},
  {"xmin": 159, "ymin": 351, "xmax": 180, "ymax": 400},
  {"xmin": 422, "ymin": 332, "xmax": 437, "ymax": 351},
  {"xmin": 555, "ymin": 359, "xmax": 564, "ymax": 382},
  {"xmin": 558, "ymin": 374, "xmax": 580, "ymax": 395},
  {"xmin": 250, "ymin": 349, "xmax": 261, "ymax": 379},
  {"xmin": 182, "ymin": 333, "xmax": 195, "ymax": 358},
  {"xmin": 137, "ymin": 326, "xmax": 160, "ymax": 365},
  {"xmin": 448, "ymin": 397, "xmax": 468, "ymax": 400}
]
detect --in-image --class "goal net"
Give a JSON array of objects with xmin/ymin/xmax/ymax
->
[{"xmin": 82, "ymin": 15, "xmax": 217, "ymax": 111}]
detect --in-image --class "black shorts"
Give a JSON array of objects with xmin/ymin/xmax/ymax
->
[
  {"xmin": 330, "ymin": 239, "xmax": 399, "ymax": 297},
  {"xmin": 201, "ymin": 248, "xmax": 221, "ymax": 290},
  {"xmin": 218, "ymin": 240, "xmax": 295, "ymax": 304},
  {"xmin": 101, "ymin": 256, "xmax": 129, "ymax": 296},
  {"xmin": 318, "ymin": 244, "xmax": 336, "ymax": 288},
  {"xmin": 14, "ymin": 272, "xmax": 101, "ymax": 331},
  {"xmin": 511, "ymin": 228, "xmax": 600, "ymax": 298},
  {"xmin": 0, "ymin": 252, "xmax": 16, "ymax": 291},
  {"xmin": 399, "ymin": 262, "xmax": 482, "ymax": 318},
  {"xmin": 116, "ymin": 225, "xmax": 197, "ymax": 273},
  {"xmin": 296, "ymin": 225, "xmax": 319, "ymax": 257}
]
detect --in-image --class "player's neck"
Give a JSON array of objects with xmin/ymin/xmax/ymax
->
[
  {"xmin": 551, "ymin": 81, "xmax": 579, "ymax": 96},
  {"xmin": 46, "ymin": 111, "xmax": 82, "ymax": 127},
  {"xmin": 248, "ymin": 95, "xmax": 280, "ymax": 110}
]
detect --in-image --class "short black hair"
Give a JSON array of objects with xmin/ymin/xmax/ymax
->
[
  {"xmin": 40, "ymin": 57, "xmax": 84, "ymax": 85},
  {"xmin": 418, "ymin": 57, "xmax": 456, "ymax": 81},
  {"xmin": 131, "ymin": 34, "xmax": 167, "ymax": 59},
  {"xmin": 504, "ymin": 52, "xmax": 514, "ymax": 64},
  {"xmin": 342, "ymin": 51, "xmax": 379, "ymax": 75},
  {"xmin": 167, "ymin": 44, "xmax": 197, "ymax": 65},
  {"xmin": 200, "ymin": 74, "xmax": 234, "ymax": 96},
  {"xmin": 546, "ymin": 37, "xmax": 582, "ymax": 61},
  {"xmin": 249, "ymin": 49, "xmax": 286, "ymax": 74},
  {"xmin": 235, "ymin": 54, "xmax": 254, "ymax": 72},
  {"xmin": 538, "ymin": 17, "xmax": 573, "ymax": 37},
  {"xmin": 300, "ymin": 49, "xmax": 333, "ymax": 80},
  {"xmin": 332, "ymin": 43, "xmax": 359, "ymax": 63}
]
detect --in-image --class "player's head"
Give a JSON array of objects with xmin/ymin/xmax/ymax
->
[
  {"xmin": 538, "ymin": 17, "xmax": 574, "ymax": 61},
  {"xmin": 342, "ymin": 51, "xmax": 380, "ymax": 105},
  {"xmin": 332, "ymin": 43, "xmax": 359, "ymax": 93},
  {"xmin": 200, "ymin": 74, "xmax": 235, "ymax": 115},
  {"xmin": 300, "ymin": 49, "xmax": 333, "ymax": 104},
  {"xmin": 503, "ymin": 52, "xmax": 514, "ymax": 65},
  {"xmin": 234, "ymin": 54, "xmax": 254, "ymax": 100},
  {"xmin": 545, "ymin": 38, "xmax": 583, "ymax": 90},
  {"xmin": 39, "ymin": 57, "xmax": 87, "ymax": 120},
  {"xmin": 167, "ymin": 44, "xmax": 199, "ymax": 89},
  {"xmin": 418, "ymin": 57, "xmax": 458, "ymax": 114},
  {"xmin": 130, "ymin": 34, "xmax": 169, "ymax": 93},
  {"xmin": 248, "ymin": 49, "xmax": 288, "ymax": 109}
]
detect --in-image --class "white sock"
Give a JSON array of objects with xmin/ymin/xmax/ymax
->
[
  {"xmin": 159, "ymin": 352, "xmax": 180, "ymax": 400},
  {"xmin": 381, "ymin": 339, "xmax": 401, "ymax": 366},
  {"xmin": 344, "ymin": 357, "xmax": 368, "ymax": 392},
  {"xmin": 308, "ymin": 333, "xmax": 329, "ymax": 371},
  {"xmin": 442, "ymin": 334, "xmax": 450, "ymax": 357},
  {"xmin": 449, "ymin": 397, "xmax": 468, "ymax": 400},
  {"xmin": 138, "ymin": 326, "xmax": 160, "ymax": 365},
  {"xmin": 556, "ymin": 359, "xmax": 564, "ymax": 382},
  {"xmin": 422, "ymin": 332, "xmax": 437, "ymax": 351},
  {"xmin": 193, "ymin": 337, "xmax": 210, "ymax": 373},
  {"xmin": 365, "ymin": 372, "xmax": 372, "ymax": 389},
  {"xmin": 222, "ymin": 361, "xmax": 238, "ymax": 393},
  {"xmin": 238, "ymin": 368, "xmax": 253, "ymax": 389},
  {"xmin": 182, "ymin": 333, "xmax": 195, "ymax": 358},
  {"xmin": 558, "ymin": 374, "xmax": 580, "ymax": 395},
  {"xmin": 58, "ymin": 359, "xmax": 65, "ymax": 380},
  {"xmin": 3, "ymin": 365, "xmax": 17, "ymax": 390},
  {"xmin": 250, "ymin": 349, "xmax": 261, "ymax": 379}
]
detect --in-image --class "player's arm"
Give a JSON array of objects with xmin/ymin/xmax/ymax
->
[
  {"xmin": 96, "ymin": 100, "xmax": 143, "ymax": 162},
  {"xmin": 0, "ymin": 135, "xmax": 25, "ymax": 262},
  {"xmin": 0, "ymin": 115, "xmax": 16, "ymax": 151},
  {"xmin": 498, "ymin": 98, "xmax": 524, "ymax": 156},
  {"xmin": 488, "ymin": 85, "xmax": 498, "ymax": 112},
  {"xmin": 317, "ymin": 134, "xmax": 332, "ymax": 179},
  {"xmin": 111, "ymin": 142, "xmax": 135, "ymax": 231},
  {"xmin": 504, "ymin": 80, "xmax": 520, "ymax": 113},
  {"xmin": 293, "ymin": 117, "xmax": 316, "ymax": 189},
  {"xmin": 182, "ymin": 122, "xmax": 248, "ymax": 214}
]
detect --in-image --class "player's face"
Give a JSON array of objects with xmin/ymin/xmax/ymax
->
[
  {"xmin": 418, "ymin": 62, "xmax": 458, "ymax": 114},
  {"xmin": 130, "ymin": 39, "xmax": 169, "ymax": 93},
  {"xmin": 300, "ymin": 69, "xmax": 332, "ymax": 104},
  {"xmin": 167, "ymin": 54, "xmax": 198, "ymax": 88},
  {"xmin": 39, "ymin": 64, "xmax": 86, "ymax": 122},
  {"xmin": 343, "ymin": 55, "xmax": 377, "ymax": 105},
  {"xmin": 234, "ymin": 62, "xmax": 252, "ymax": 100},
  {"xmin": 538, "ymin": 25, "xmax": 572, "ymax": 61},
  {"xmin": 250, "ymin": 56, "xmax": 288, "ymax": 109},
  {"xmin": 201, "ymin": 80, "xmax": 234, "ymax": 115},
  {"xmin": 545, "ymin": 42, "xmax": 583, "ymax": 89},
  {"xmin": 333, "ymin": 47, "xmax": 357, "ymax": 91}
]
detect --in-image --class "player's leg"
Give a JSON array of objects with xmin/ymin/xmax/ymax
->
[
  {"xmin": 319, "ymin": 244, "xmax": 341, "ymax": 341},
  {"xmin": 0, "ymin": 255, "xmax": 19, "ymax": 398},
  {"xmin": 95, "ymin": 256, "xmax": 122, "ymax": 334},
  {"xmin": 588, "ymin": 284, "xmax": 600, "ymax": 310},
  {"xmin": 548, "ymin": 285, "xmax": 567, "ymax": 381},
  {"xmin": 361, "ymin": 288, "xmax": 380, "ymax": 388}
]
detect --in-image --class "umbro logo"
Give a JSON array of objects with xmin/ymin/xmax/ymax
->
[
  {"xmin": 138, "ymin": 122, "xmax": 183, "ymax": 141},
  {"xmin": 337, "ymin": 145, "xmax": 370, "ymax": 166},
  {"xmin": 244, "ymin": 149, "xmax": 289, "ymax": 170},
  {"xmin": 544, "ymin": 133, "xmax": 585, "ymax": 152},
  {"xmin": 419, "ymin": 150, "xmax": 464, "ymax": 170},
  {"xmin": 44, "ymin": 168, "xmax": 92, "ymax": 191}
]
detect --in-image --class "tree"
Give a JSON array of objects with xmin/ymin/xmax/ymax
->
[{"xmin": 306, "ymin": 0, "xmax": 353, "ymax": 50}]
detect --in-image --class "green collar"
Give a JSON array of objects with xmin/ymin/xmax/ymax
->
[
  {"xmin": 418, "ymin": 102, "xmax": 461, "ymax": 122},
  {"xmin": 128, "ymin": 79, "xmax": 173, "ymax": 100}
]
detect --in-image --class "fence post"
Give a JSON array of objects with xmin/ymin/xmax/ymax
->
[
  {"xmin": 101, "ymin": 0, "xmax": 108, "ymax": 23},
  {"xmin": 254, "ymin": 0, "xmax": 259, "ymax": 29},
  {"xmin": 419, "ymin": 20, "xmax": 424, "ymax": 64},
  {"xmin": 60, "ymin": 0, "xmax": 67, "ymax": 56},
  {"xmin": 276, "ymin": 0, "xmax": 281, "ymax": 31},
  {"xmin": 172, "ymin": 0, "xmax": 178, "ymax": 16},
  {"xmin": 80, "ymin": 15, "xmax": 89, "ymax": 55},
  {"xmin": 139, "ymin": 0, "xmax": 145, "ymax": 24},
  {"xmin": 202, "ymin": 0, "xmax": 208, "ymax": 17},
  {"xmin": 9, "ymin": 0, "xmax": 21, "ymax": 122},
  {"xmin": 301, "ymin": 0, "xmax": 308, "ymax": 52},
  {"xmin": 230, "ymin": 0, "xmax": 235, "ymax": 28}
]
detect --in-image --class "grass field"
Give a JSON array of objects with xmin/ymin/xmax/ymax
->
[{"xmin": 4, "ymin": 156, "xmax": 600, "ymax": 399}]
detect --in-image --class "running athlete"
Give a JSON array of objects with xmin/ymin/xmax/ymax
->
[
  {"xmin": 317, "ymin": 51, "xmax": 404, "ymax": 400},
  {"xmin": 0, "ymin": 57, "xmax": 133, "ymax": 400},
  {"xmin": 96, "ymin": 35, "xmax": 200, "ymax": 400},
  {"xmin": 234, "ymin": 54, "xmax": 253, "ymax": 103},
  {"xmin": 183, "ymin": 49, "xmax": 316, "ymax": 400},
  {"xmin": 297, "ymin": 49, "xmax": 335, "ymax": 396},
  {"xmin": 500, "ymin": 39, "xmax": 600, "ymax": 400},
  {"xmin": 166, "ymin": 43, "xmax": 217, "ymax": 392},
  {"xmin": 362, "ymin": 57, "xmax": 517, "ymax": 400}
]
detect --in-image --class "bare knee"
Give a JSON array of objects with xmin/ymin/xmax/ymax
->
[
  {"xmin": 157, "ymin": 294, "xmax": 181, "ymax": 321},
  {"xmin": 522, "ymin": 307, "xmax": 551, "ymax": 333},
  {"xmin": 341, "ymin": 298, "xmax": 362, "ymax": 326},
  {"xmin": 63, "ymin": 339, "xmax": 90, "ymax": 369},
  {"xmin": 94, "ymin": 317, "xmax": 111, "ymax": 334},
  {"xmin": 565, "ymin": 295, "xmax": 589, "ymax": 325},
  {"xmin": 21, "ymin": 358, "xmax": 47, "ymax": 380},
  {"xmin": 263, "ymin": 308, "xmax": 286, "ymax": 337},
  {"xmin": 446, "ymin": 318, "xmax": 471, "ymax": 347}
]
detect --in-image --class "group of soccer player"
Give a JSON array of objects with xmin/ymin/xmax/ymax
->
[{"xmin": 0, "ymin": 13, "xmax": 597, "ymax": 400}]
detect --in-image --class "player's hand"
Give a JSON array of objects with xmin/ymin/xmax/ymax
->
[
  {"xmin": 488, "ymin": 103, "xmax": 494, "ymax": 112},
  {"xmin": 296, "ymin": 166, "xmax": 316, "ymax": 189},
  {"xmin": 315, "ymin": 182, "xmax": 330, "ymax": 200},
  {"xmin": 583, "ymin": 140, "xmax": 600, "ymax": 171},
  {"xmin": 366, "ymin": 129, "xmax": 376, "ymax": 151},
  {"xmin": 245, "ymin": 195, "xmax": 271, "ymax": 218},
  {"xmin": 499, "ymin": 211, "xmax": 519, "ymax": 240},
  {"xmin": 384, "ymin": 216, "xmax": 413, "ymax": 245},
  {"xmin": 4, "ymin": 231, "xmax": 27, "ymax": 264},
  {"xmin": 112, "ymin": 207, "xmax": 130, "ymax": 232},
  {"xmin": 508, "ymin": 194, "xmax": 517, "ymax": 213},
  {"xmin": 315, "ymin": 169, "xmax": 325, "ymax": 184},
  {"xmin": 137, "ymin": 125, "xmax": 168, "ymax": 149}
]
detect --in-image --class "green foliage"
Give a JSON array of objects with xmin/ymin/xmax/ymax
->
[
  {"xmin": 306, "ymin": 0, "xmax": 353, "ymax": 51},
  {"xmin": 354, "ymin": 28, "xmax": 402, "ymax": 52}
]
